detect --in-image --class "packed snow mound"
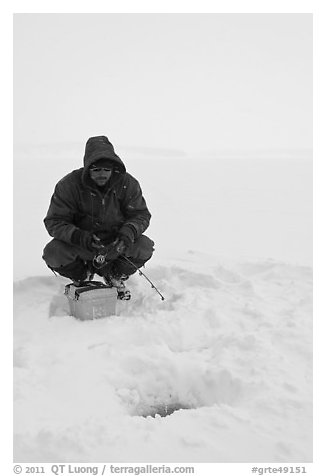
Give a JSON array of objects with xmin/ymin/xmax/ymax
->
[{"xmin": 13, "ymin": 253, "xmax": 312, "ymax": 463}]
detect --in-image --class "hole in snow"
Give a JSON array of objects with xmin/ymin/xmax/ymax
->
[{"xmin": 138, "ymin": 402, "xmax": 193, "ymax": 418}]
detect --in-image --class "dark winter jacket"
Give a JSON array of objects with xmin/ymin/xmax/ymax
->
[{"xmin": 44, "ymin": 136, "xmax": 151, "ymax": 246}]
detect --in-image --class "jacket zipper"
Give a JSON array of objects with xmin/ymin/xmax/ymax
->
[
  {"xmin": 101, "ymin": 197, "xmax": 105, "ymax": 221},
  {"xmin": 90, "ymin": 182, "xmax": 118, "ymax": 223}
]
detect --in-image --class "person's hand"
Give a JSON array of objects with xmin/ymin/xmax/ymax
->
[
  {"xmin": 72, "ymin": 229, "xmax": 104, "ymax": 252},
  {"xmin": 116, "ymin": 234, "xmax": 133, "ymax": 254},
  {"xmin": 91, "ymin": 234, "xmax": 105, "ymax": 250},
  {"xmin": 104, "ymin": 234, "xmax": 132, "ymax": 260},
  {"xmin": 104, "ymin": 238, "xmax": 124, "ymax": 260}
]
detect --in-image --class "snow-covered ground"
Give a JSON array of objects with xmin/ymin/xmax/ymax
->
[
  {"xmin": 13, "ymin": 253, "xmax": 312, "ymax": 462},
  {"xmin": 13, "ymin": 147, "xmax": 312, "ymax": 462}
]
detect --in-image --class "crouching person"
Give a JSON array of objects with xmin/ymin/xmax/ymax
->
[{"xmin": 42, "ymin": 135, "xmax": 154, "ymax": 300}]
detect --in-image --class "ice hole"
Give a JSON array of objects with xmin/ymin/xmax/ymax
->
[{"xmin": 139, "ymin": 402, "xmax": 193, "ymax": 418}]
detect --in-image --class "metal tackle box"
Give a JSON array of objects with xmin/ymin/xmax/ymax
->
[{"xmin": 64, "ymin": 281, "xmax": 117, "ymax": 320}]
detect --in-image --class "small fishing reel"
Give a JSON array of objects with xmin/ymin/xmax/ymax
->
[{"xmin": 93, "ymin": 253, "xmax": 107, "ymax": 268}]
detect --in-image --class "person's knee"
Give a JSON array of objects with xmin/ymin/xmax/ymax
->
[
  {"xmin": 42, "ymin": 239, "xmax": 79, "ymax": 268},
  {"xmin": 127, "ymin": 235, "xmax": 154, "ymax": 262},
  {"xmin": 42, "ymin": 240, "xmax": 57, "ymax": 266}
]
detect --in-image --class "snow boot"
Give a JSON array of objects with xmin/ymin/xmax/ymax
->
[
  {"xmin": 72, "ymin": 265, "xmax": 96, "ymax": 287},
  {"xmin": 104, "ymin": 274, "xmax": 131, "ymax": 300}
]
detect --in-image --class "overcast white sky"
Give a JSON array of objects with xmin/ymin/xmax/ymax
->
[{"xmin": 14, "ymin": 13, "xmax": 311, "ymax": 155}]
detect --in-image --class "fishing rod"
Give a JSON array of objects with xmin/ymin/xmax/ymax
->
[
  {"xmin": 121, "ymin": 255, "xmax": 165, "ymax": 301},
  {"xmin": 93, "ymin": 246, "xmax": 165, "ymax": 301}
]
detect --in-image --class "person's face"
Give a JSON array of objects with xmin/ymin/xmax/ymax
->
[{"xmin": 89, "ymin": 167, "xmax": 113, "ymax": 186}]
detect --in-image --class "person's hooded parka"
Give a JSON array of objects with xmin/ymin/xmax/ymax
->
[{"xmin": 44, "ymin": 136, "xmax": 151, "ymax": 246}]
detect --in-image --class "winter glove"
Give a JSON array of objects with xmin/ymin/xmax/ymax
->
[
  {"xmin": 103, "ymin": 238, "xmax": 126, "ymax": 261},
  {"xmin": 117, "ymin": 234, "xmax": 133, "ymax": 253},
  {"xmin": 103, "ymin": 232, "xmax": 133, "ymax": 261},
  {"xmin": 117, "ymin": 224, "xmax": 136, "ymax": 252},
  {"xmin": 71, "ymin": 229, "xmax": 104, "ymax": 252}
]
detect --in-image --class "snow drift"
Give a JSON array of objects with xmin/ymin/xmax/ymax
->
[{"xmin": 13, "ymin": 252, "xmax": 312, "ymax": 462}]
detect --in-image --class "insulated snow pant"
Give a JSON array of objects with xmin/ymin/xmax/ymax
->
[{"xmin": 42, "ymin": 235, "xmax": 155, "ymax": 281}]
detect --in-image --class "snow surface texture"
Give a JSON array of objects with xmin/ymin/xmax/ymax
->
[{"xmin": 13, "ymin": 252, "xmax": 312, "ymax": 462}]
